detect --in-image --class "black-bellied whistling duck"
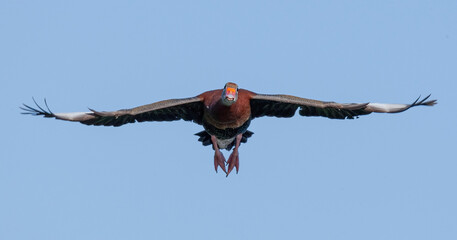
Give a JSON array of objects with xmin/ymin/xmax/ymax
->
[{"xmin": 22, "ymin": 82, "xmax": 437, "ymax": 176}]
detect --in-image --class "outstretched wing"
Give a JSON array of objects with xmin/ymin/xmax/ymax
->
[
  {"xmin": 250, "ymin": 94, "xmax": 437, "ymax": 120},
  {"xmin": 21, "ymin": 97, "xmax": 205, "ymax": 127}
]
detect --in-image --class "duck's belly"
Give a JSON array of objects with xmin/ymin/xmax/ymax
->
[{"xmin": 216, "ymin": 137, "xmax": 236, "ymax": 149}]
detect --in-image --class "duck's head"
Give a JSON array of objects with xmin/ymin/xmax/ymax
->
[{"xmin": 221, "ymin": 82, "xmax": 238, "ymax": 106}]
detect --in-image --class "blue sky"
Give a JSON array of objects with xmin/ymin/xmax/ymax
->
[{"xmin": 1, "ymin": 1, "xmax": 456, "ymax": 239}]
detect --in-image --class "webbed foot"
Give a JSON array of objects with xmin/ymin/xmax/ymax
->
[
  {"xmin": 214, "ymin": 150, "xmax": 227, "ymax": 174},
  {"xmin": 226, "ymin": 150, "xmax": 239, "ymax": 177}
]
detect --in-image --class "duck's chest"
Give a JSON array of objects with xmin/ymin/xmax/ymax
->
[{"xmin": 202, "ymin": 97, "xmax": 252, "ymax": 139}]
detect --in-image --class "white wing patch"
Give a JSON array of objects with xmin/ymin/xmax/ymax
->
[
  {"xmin": 54, "ymin": 112, "xmax": 93, "ymax": 121},
  {"xmin": 366, "ymin": 103, "xmax": 409, "ymax": 113}
]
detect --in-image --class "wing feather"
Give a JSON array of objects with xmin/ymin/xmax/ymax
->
[
  {"xmin": 22, "ymin": 97, "xmax": 204, "ymax": 127},
  {"xmin": 250, "ymin": 94, "xmax": 436, "ymax": 120}
]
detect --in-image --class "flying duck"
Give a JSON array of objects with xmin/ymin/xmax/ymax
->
[{"xmin": 22, "ymin": 82, "xmax": 437, "ymax": 176}]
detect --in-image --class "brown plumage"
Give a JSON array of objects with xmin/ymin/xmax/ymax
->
[{"xmin": 22, "ymin": 82, "xmax": 437, "ymax": 176}]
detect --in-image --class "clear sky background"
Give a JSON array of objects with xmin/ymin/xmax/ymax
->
[{"xmin": 1, "ymin": 1, "xmax": 456, "ymax": 239}]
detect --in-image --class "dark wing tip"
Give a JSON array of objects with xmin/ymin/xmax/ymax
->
[
  {"xmin": 20, "ymin": 98, "xmax": 55, "ymax": 118},
  {"xmin": 415, "ymin": 94, "xmax": 437, "ymax": 107},
  {"xmin": 393, "ymin": 94, "xmax": 436, "ymax": 113}
]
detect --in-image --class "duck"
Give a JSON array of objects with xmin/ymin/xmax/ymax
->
[{"xmin": 22, "ymin": 82, "xmax": 437, "ymax": 176}]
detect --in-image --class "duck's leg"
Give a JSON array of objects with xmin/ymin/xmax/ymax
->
[
  {"xmin": 226, "ymin": 134, "xmax": 243, "ymax": 177},
  {"xmin": 211, "ymin": 136, "xmax": 227, "ymax": 174}
]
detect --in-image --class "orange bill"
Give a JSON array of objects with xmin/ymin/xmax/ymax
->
[{"xmin": 226, "ymin": 87, "xmax": 236, "ymax": 96}]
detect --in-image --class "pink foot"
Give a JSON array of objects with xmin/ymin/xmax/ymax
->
[
  {"xmin": 214, "ymin": 150, "xmax": 227, "ymax": 174},
  {"xmin": 226, "ymin": 151, "xmax": 239, "ymax": 177}
]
